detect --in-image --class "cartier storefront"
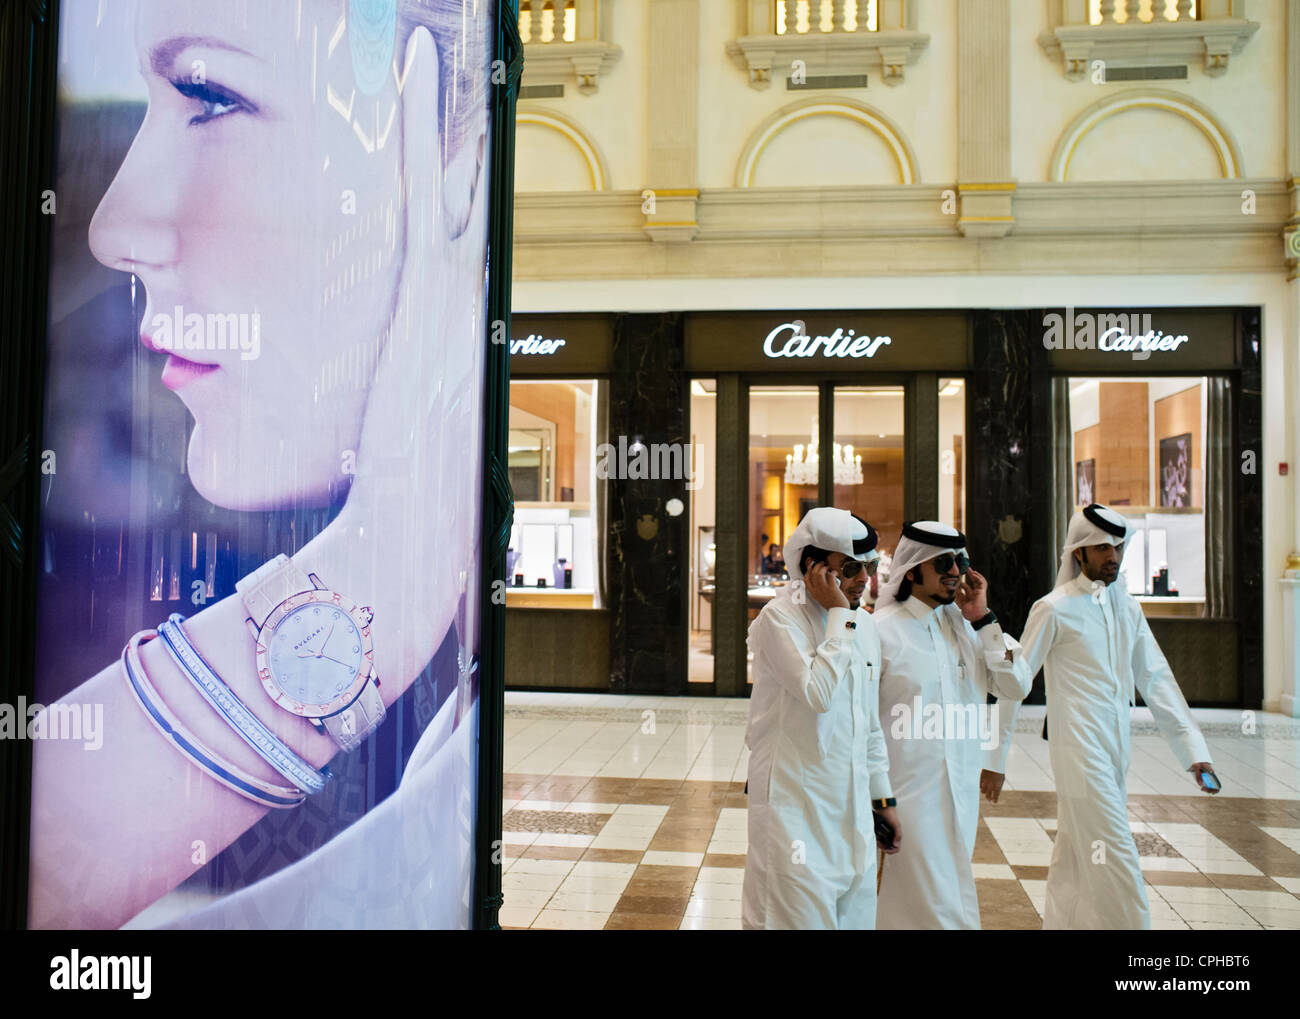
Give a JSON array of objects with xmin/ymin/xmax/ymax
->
[{"xmin": 504, "ymin": 307, "xmax": 1261, "ymax": 708}]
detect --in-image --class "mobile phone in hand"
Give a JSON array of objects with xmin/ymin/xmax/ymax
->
[
  {"xmin": 1200, "ymin": 771, "xmax": 1220, "ymax": 792},
  {"xmin": 873, "ymin": 810, "xmax": 895, "ymax": 850}
]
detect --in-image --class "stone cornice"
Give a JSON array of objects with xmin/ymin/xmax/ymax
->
[{"xmin": 512, "ymin": 180, "xmax": 1292, "ymax": 278}]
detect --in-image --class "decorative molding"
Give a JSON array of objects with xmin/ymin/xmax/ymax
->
[
  {"xmin": 734, "ymin": 97, "xmax": 919, "ymax": 187},
  {"xmin": 511, "ymin": 179, "xmax": 1291, "ymax": 278},
  {"xmin": 725, "ymin": 29, "xmax": 929, "ymax": 89},
  {"xmin": 519, "ymin": 0, "xmax": 621, "ymax": 93},
  {"xmin": 521, "ymin": 39, "xmax": 622, "ymax": 94},
  {"xmin": 1285, "ymin": 221, "xmax": 1300, "ymax": 277},
  {"xmin": 1048, "ymin": 89, "xmax": 1243, "ymax": 181},
  {"xmin": 515, "ymin": 107, "xmax": 610, "ymax": 189},
  {"xmin": 1038, "ymin": 10, "xmax": 1260, "ymax": 81},
  {"xmin": 642, "ymin": 191, "xmax": 700, "ymax": 243},
  {"xmin": 726, "ymin": 0, "xmax": 926, "ymax": 89},
  {"xmin": 958, "ymin": 182, "xmax": 1016, "ymax": 239}
]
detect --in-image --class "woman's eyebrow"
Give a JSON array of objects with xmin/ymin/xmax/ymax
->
[{"xmin": 149, "ymin": 35, "xmax": 260, "ymax": 76}]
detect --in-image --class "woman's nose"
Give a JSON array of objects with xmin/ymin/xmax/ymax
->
[{"xmin": 88, "ymin": 113, "xmax": 181, "ymax": 277}]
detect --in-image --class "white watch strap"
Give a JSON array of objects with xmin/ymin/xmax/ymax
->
[
  {"xmin": 236, "ymin": 554, "xmax": 315, "ymax": 628},
  {"xmin": 321, "ymin": 680, "xmax": 386, "ymax": 752}
]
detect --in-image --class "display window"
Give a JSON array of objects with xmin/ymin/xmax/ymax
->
[
  {"xmin": 507, "ymin": 379, "xmax": 600, "ymax": 607},
  {"xmin": 1067, "ymin": 376, "xmax": 1208, "ymax": 610}
]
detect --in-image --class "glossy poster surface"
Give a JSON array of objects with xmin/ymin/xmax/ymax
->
[{"xmin": 28, "ymin": 0, "xmax": 492, "ymax": 929}]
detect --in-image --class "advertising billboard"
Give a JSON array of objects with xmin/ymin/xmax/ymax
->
[{"xmin": 26, "ymin": 0, "xmax": 493, "ymax": 929}]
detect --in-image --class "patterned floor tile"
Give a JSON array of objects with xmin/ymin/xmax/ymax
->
[{"xmin": 501, "ymin": 693, "xmax": 1300, "ymax": 931}]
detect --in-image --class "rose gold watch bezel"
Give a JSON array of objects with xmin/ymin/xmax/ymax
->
[{"xmin": 254, "ymin": 590, "xmax": 375, "ymax": 719}]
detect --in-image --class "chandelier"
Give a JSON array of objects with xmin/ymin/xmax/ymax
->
[{"xmin": 784, "ymin": 419, "xmax": 862, "ymax": 486}]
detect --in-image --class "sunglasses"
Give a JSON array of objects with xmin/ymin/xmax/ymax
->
[
  {"xmin": 931, "ymin": 551, "xmax": 971, "ymax": 575},
  {"xmin": 835, "ymin": 558, "xmax": 879, "ymax": 579}
]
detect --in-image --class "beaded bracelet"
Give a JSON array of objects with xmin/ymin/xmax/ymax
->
[
  {"xmin": 120, "ymin": 630, "xmax": 306, "ymax": 809},
  {"xmin": 157, "ymin": 614, "xmax": 330, "ymax": 796}
]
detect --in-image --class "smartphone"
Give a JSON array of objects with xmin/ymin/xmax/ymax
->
[
  {"xmin": 873, "ymin": 811, "xmax": 896, "ymax": 850},
  {"xmin": 833, "ymin": 574, "xmax": 842, "ymax": 588},
  {"xmin": 1200, "ymin": 771, "xmax": 1220, "ymax": 792}
]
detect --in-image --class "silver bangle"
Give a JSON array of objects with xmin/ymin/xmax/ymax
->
[
  {"xmin": 121, "ymin": 630, "xmax": 306, "ymax": 809},
  {"xmin": 157, "ymin": 614, "xmax": 330, "ymax": 795}
]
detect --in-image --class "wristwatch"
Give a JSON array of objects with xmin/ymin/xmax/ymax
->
[{"xmin": 238, "ymin": 554, "xmax": 385, "ymax": 752}]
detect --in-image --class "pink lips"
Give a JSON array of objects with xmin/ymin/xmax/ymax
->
[
  {"xmin": 161, "ymin": 354, "xmax": 220, "ymax": 390},
  {"xmin": 141, "ymin": 333, "xmax": 220, "ymax": 390}
]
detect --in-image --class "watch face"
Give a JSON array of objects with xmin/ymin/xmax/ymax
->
[{"xmin": 264, "ymin": 601, "xmax": 366, "ymax": 712}]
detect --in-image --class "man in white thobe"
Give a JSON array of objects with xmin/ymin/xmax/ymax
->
[
  {"xmin": 743, "ymin": 508, "xmax": 899, "ymax": 930},
  {"xmin": 874, "ymin": 522, "xmax": 1032, "ymax": 929},
  {"xmin": 1020, "ymin": 503, "xmax": 1220, "ymax": 930}
]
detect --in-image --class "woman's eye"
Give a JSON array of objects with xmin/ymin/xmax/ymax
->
[{"xmin": 169, "ymin": 78, "xmax": 251, "ymax": 125}]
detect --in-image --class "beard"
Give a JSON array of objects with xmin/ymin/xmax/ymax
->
[{"xmin": 1081, "ymin": 560, "xmax": 1120, "ymax": 585}]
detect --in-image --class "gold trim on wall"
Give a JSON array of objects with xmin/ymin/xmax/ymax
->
[
  {"xmin": 517, "ymin": 109, "xmax": 610, "ymax": 190},
  {"xmin": 1052, "ymin": 92, "xmax": 1242, "ymax": 181},
  {"xmin": 736, "ymin": 99, "xmax": 918, "ymax": 187}
]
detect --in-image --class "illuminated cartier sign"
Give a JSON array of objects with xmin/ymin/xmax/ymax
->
[
  {"xmin": 762, "ymin": 321, "xmax": 892, "ymax": 360},
  {"xmin": 510, "ymin": 333, "xmax": 566, "ymax": 355},
  {"xmin": 1041, "ymin": 310, "xmax": 1189, "ymax": 359}
]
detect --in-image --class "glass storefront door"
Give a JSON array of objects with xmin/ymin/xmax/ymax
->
[
  {"xmin": 696, "ymin": 374, "xmax": 961, "ymax": 692},
  {"xmin": 833, "ymin": 385, "xmax": 905, "ymax": 609},
  {"xmin": 743, "ymin": 385, "xmax": 820, "ymax": 683}
]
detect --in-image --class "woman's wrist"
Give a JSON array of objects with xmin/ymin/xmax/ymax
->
[
  {"xmin": 296, "ymin": 504, "xmax": 460, "ymax": 706},
  {"xmin": 137, "ymin": 599, "xmax": 338, "ymax": 777}
]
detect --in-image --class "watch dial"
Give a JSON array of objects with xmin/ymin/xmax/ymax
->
[{"xmin": 267, "ymin": 604, "xmax": 364, "ymax": 707}]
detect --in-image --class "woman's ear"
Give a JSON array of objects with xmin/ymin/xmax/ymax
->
[{"xmin": 443, "ymin": 128, "xmax": 485, "ymax": 240}]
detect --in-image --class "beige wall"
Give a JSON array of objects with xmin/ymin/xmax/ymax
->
[{"xmin": 514, "ymin": 1, "xmax": 1287, "ymax": 193}]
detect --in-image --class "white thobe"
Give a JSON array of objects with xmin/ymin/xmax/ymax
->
[
  {"xmin": 743, "ymin": 592, "xmax": 892, "ymax": 930},
  {"xmin": 1019, "ymin": 573, "xmax": 1211, "ymax": 930},
  {"xmin": 874, "ymin": 598, "xmax": 1031, "ymax": 929}
]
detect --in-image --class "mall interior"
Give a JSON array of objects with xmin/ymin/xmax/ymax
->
[
  {"xmin": 7, "ymin": 0, "xmax": 1300, "ymax": 941},
  {"xmin": 497, "ymin": 0, "xmax": 1300, "ymax": 930}
]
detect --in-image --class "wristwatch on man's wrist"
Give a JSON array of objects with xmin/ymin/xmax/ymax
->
[{"xmin": 238, "ymin": 554, "xmax": 385, "ymax": 752}]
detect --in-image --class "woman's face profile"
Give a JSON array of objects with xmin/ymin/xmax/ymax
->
[{"xmin": 89, "ymin": 0, "xmax": 409, "ymax": 511}]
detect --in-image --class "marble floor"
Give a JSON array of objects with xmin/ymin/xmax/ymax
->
[{"xmin": 500, "ymin": 693, "xmax": 1300, "ymax": 930}]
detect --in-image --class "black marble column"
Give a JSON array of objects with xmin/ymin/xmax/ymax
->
[
  {"xmin": 713, "ymin": 374, "xmax": 748, "ymax": 697},
  {"xmin": 607, "ymin": 313, "xmax": 688, "ymax": 695},
  {"xmin": 1235, "ymin": 307, "xmax": 1263, "ymax": 706},
  {"xmin": 967, "ymin": 310, "xmax": 1052, "ymax": 700}
]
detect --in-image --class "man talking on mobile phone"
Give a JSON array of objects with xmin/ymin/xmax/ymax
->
[
  {"xmin": 874, "ymin": 522, "xmax": 1032, "ymax": 929},
  {"xmin": 742, "ymin": 507, "xmax": 900, "ymax": 930},
  {"xmin": 1019, "ymin": 503, "xmax": 1219, "ymax": 930}
]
